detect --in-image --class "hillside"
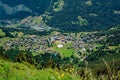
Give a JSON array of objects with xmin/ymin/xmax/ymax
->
[
  {"xmin": 0, "ymin": 26, "xmax": 120, "ymax": 79},
  {"xmin": 0, "ymin": 0, "xmax": 53, "ymax": 19},
  {"xmin": 0, "ymin": 0, "xmax": 120, "ymax": 31},
  {"xmin": 0, "ymin": 59, "xmax": 79, "ymax": 80},
  {"xmin": 46, "ymin": 0, "xmax": 120, "ymax": 31},
  {"xmin": 0, "ymin": 0, "xmax": 120, "ymax": 79}
]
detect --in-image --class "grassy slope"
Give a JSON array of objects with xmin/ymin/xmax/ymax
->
[
  {"xmin": 0, "ymin": 29, "xmax": 5, "ymax": 37},
  {"xmin": 0, "ymin": 59, "xmax": 80, "ymax": 80}
]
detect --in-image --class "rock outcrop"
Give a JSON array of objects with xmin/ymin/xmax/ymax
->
[{"xmin": 0, "ymin": 1, "xmax": 32, "ymax": 15}]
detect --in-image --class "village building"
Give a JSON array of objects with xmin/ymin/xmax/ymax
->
[{"xmin": 57, "ymin": 44, "xmax": 63, "ymax": 48}]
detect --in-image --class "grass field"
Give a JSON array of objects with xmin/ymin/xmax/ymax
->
[
  {"xmin": 52, "ymin": 43, "xmax": 74, "ymax": 57},
  {"xmin": 0, "ymin": 28, "xmax": 5, "ymax": 37}
]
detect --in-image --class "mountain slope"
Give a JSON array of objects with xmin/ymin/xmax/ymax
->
[
  {"xmin": 45, "ymin": 0, "xmax": 120, "ymax": 31},
  {"xmin": 0, "ymin": 0, "xmax": 120, "ymax": 31},
  {"xmin": 0, "ymin": 0, "xmax": 54, "ymax": 19}
]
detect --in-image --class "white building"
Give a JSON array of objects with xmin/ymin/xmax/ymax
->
[{"xmin": 57, "ymin": 44, "xmax": 63, "ymax": 48}]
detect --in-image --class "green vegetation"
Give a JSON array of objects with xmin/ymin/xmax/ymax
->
[
  {"xmin": 85, "ymin": 0, "xmax": 92, "ymax": 6},
  {"xmin": 0, "ymin": 0, "xmax": 120, "ymax": 79},
  {"xmin": 0, "ymin": 25, "xmax": 119, "ymax": 80},
  {"xmin": 53, "ymin": 0, "xmax": 64, "ymax": 12},
  {"xmin": 77, "ymin": 16, "xmax": 88, "ymax": 26},
  {"xmin": 46, "ymin": 0, "xmax": 120, "ymax": 32},
  {"xmin": 52, "ymin": 43, "xmax": 74, "ymax": 57},
  {"xmin": 32, "ymin": 16, "xmax": 43, "ymax": 25},
  {"xmin": 1, "ymin": 0, "xmax": 120, "ymax": 32},
  {"xmin": 71, "ymin": 16, "xmax": 88, "ymax": 26},
  {"xmin": 0, "ymin": 28, "xmax": 5, "ymax": 37},
  {"xmin": 0, "ymin": 37, "xmax": 11, "ymax": 46},
  {"xmin": 0, "ymin": 59, "xmax": 79, "ymax": 80}
]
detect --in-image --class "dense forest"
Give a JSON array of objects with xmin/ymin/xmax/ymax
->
[
  {"xmin": 0, "ymin": 0, "xmax": 54, "ymax": 19},
  {"xmin": 0, "ymin": 0, "xmax": 120, "ymax": 32},
  {"xmin": 46, "ymin": 0, "xmax": 120, "ymax": 31}
]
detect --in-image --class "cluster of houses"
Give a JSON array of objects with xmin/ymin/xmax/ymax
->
[
  {"xmin": 49, "ymin": 35, "xmax": 73, "ymax": 48},
  {"xmin": 3, "ymin": 35, "xmax": 49, "ymax": 54},
  {"xmin": 1, "ymin": 32, "xmax": 107, "ymax": 58}
]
